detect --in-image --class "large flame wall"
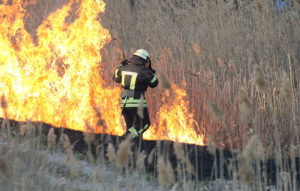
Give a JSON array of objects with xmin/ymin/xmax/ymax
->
[{"xmin": 0, "ymin": 0, "xmax": 204, "ymax": 145}]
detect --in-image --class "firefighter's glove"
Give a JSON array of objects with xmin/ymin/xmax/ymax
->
[{"xmin": 120, "ymin": 59, "xmax": 129, "ymax": 66}]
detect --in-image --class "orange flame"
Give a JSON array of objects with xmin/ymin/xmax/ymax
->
[
  {"xmin": 0, "ymin": 0, "xmax": 204, "ymax": 145},
  {"xmin": 144, "ymin": 84, "xmax": 204, "ymax": 145}
]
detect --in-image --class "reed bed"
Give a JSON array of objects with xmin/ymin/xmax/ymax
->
[
  {"xmin": 100, "ymin": 0, "xmax": 300, "ymax": 190},
  {"xmin": 0, "ymin": 0, "xmax": 299, "ymax": 190},
  {"xmin": 101, "ymin": 0, "xmax": 299, "ymax": 151}
]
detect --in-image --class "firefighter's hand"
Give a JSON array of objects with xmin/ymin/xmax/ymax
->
[{"xmin": 120, "ymin": 59, "xmax": 128, "ymax": 66}]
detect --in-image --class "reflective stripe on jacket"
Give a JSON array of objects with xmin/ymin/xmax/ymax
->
[
  {"xmin": 113, "ymin": 56, "xmax": 159, "ymax": 93},
  {"xmin": 121, "ymin": 97, "xmax": 148, "ymax": 108}
]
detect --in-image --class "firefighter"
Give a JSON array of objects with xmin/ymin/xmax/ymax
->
[{"xmin": 113, "ymin": 49, "xmax": 158, "ymax": 138}]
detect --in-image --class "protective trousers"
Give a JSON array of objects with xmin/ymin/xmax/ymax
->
[{"xmin": 122, "ymin": 107, "xmax": 150, "ymax": 138}]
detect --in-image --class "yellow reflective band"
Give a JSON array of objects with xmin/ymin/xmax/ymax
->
[
  {"xmin": 150, "ymin": 74, "xmax": 157, "ymax": 83},
  {"xmin": 121, "ymin": 71, "xmax": 138, "ymax": 89},
  {"xmin": 139, "ymin": 124, "xmax": 149, "ymax": 134},
  {"xmin": 123, "ymin": 104, "xmax": 148, "ymax": 108},
  {"xmin": 121, "ymin": 99, "xmax": 147, "ymax": 104},
  {"xmin": 144, "ymin": 124, "xmax": 149, "ymax": 129},
  {"xmin": 129, "ymin": 127, "xmax": 139, "ymax": 137},
  {"xmin": 121, "ymin": 73, "xmax": 125, "ymax": 87},
  {"xmin": 114, "ymin": 69, "xmax": 119, "ymax": 78},
  {"xmin": 121, "ymin": 98, "xmax": 147, "ymax": 107},
  {"xmin": 122, "ymin": 71, "xmax": 138, "ymax": 76},
  {"xmin": 130, "ymin": 75, "xmax": 137, "ymax": 90}
]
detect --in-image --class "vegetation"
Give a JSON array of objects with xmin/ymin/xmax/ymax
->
[
  {"xmin": 0, "ymin": 0, "xmax": 299, "ymax": 190},
  {"xmin": 100, "ymin": 0, "xmax": 299, "ymax": 189},
  {"xmin": 101, "ymin": 0, "xmax": 299, "ymax": 150}
]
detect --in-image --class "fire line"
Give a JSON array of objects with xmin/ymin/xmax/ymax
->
[{"xmin": 0, "ymin": 0, "xmax": 204, "ymax": 145}]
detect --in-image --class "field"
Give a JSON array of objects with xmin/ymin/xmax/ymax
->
[
  {"xmin": 0, "ymin": 0, "xmax": 300, "ymax": 190},
  {"xmin": 101, "ymin": 0, "xmax": 299, "ymax": 150}
]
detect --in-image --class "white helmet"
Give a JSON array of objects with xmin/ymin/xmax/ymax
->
[{"xmin": 133, "ymin": 49, "xmax": 150, "ymax": 60}]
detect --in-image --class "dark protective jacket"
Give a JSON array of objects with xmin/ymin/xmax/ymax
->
[{"xmin": 113, "ymin": 56, "xmax": 158, "ymax": 107}]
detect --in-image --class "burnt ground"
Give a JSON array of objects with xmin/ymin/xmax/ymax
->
[
  {"xmin": 0, "ymin": 118, "xmax": 230, "ymax": 180},
  {"xmin": 1, "ymin": 118, "xmax": 299, "ymax": 185}
]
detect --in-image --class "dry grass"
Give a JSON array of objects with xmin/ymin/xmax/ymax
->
[
  {"xmin": 100, "ymin": 0, "xmax": 299, "ymax": 189},
  {"xmin": 101, "ymin": 0, "xmax": 300, "ymax": 152},
  {"xmin": 0, "ymin": 121, "xmax": 164, "ymax": 191},
  {"xmin": 157, "ymin": 156, "xmax": 175, "ymax": 188},
  {"xmin": 0, "ymin": 0, "xmax": 299, "ymax": 190}
]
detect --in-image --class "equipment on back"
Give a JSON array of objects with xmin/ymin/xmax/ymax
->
[
  {"xmin": 120, "ymin": 59, "xmax": 128, "ymax": 66},
  {"xmin": 120, "ymin": 52, "xmax": 128, "ymax": 66}
]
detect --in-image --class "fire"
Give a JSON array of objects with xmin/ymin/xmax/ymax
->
[
  {"xmin": 144, "ymin": 84, "xmax": 204, "ymax": 145},
  {"xmin": 0, "ymin": 0, "xmax": 123, "ymax": 135},
  {"xmin": 0, "ymin": 0, "xmax": 204, "ymax": 145}
]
